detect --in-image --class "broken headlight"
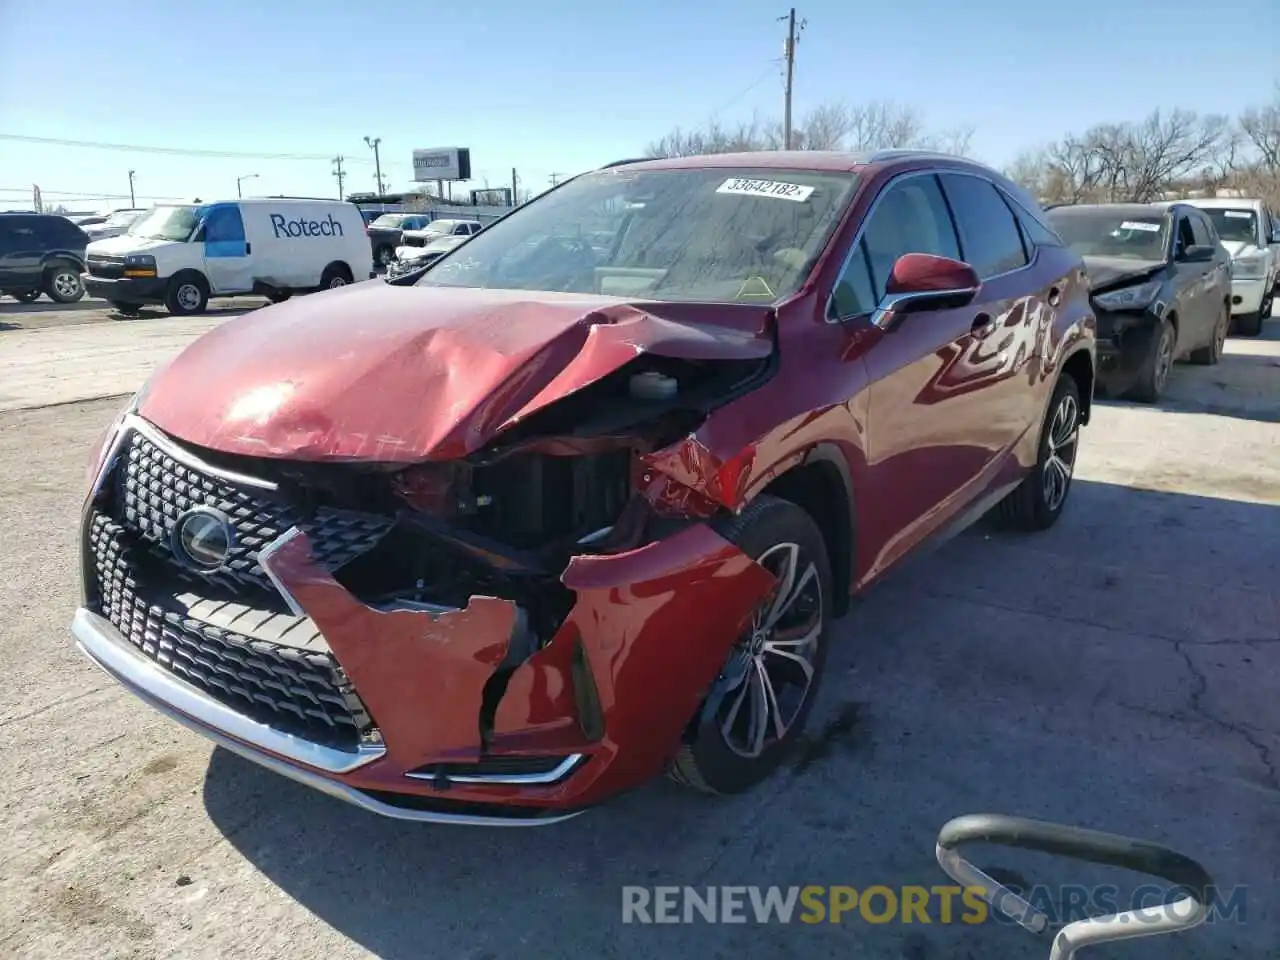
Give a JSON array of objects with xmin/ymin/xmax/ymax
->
[{"xmin": 1092, "ymin": 280, "xmax": 1161, "ymax": 312}]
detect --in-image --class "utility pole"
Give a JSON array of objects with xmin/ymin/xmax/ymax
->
[
  {"xmin": 780, "ymin": 8, "xmax": 805, "ymax": 150},
  {"xmin": 364, "ymin": 136, "xmax": 385, "ymax": 194},
  {"xmin": 549, "ymin": 172, "xmax": 564, "ymax": 187},
  {"xmin": 332, "ymin": 156, "xmax": 346, "ymax": 199},
  {"xmin": 511, "ymin": 168, "xmax": 519, "ymax": 206},
  {"xmin": 127, "ymin": 169, "xmax": 136, "ymax": 207}
]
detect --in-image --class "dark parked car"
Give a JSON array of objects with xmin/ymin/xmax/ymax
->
[
  {"xmin": 74, "ymin": 150, "xmax": 1095, "ymax": 825},
  {"xmin": 1046, "ymin": 203, "xmax": 1232, "ymax": 402},
  {"xmin": 0, "ymin": 213, "xmax": 89, "ymax": 303},
  {"xmin": 366, "ymin": 213, "xmax": 434, "ymax": 267}
]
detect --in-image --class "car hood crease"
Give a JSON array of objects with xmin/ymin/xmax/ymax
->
[{"xmin": 138, "ymin": 283, "xmax": 775, "ymax": 462}]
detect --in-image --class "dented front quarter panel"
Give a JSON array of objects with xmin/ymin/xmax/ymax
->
[{"xmin": 262, "ymin": 524, "xmax": 775, "ymax": 809}]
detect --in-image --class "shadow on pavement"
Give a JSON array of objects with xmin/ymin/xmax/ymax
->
[{"xmin": 202, "ymin": 479, "xmax": 1279, "ymax": 960}]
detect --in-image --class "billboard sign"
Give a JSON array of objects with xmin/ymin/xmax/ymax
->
[{"xmin": 412, "ymin": 147, "xmax": 472, "ymax": 182}]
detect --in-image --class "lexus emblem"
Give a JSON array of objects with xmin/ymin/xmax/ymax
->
[{"xmin": 171, "ymin": 507, "xmax": 236, "ymax": 571}]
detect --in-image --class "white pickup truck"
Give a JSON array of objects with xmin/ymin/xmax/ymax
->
[{"xmin": 1180, "ymin": 197, "xmax": 1279, "ymax": 336}]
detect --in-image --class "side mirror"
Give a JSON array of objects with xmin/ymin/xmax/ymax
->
[
  {"xmin": 1180, "ymin": 244, "xmax": 1215, "ymax": 262},
  {"xmin": 873, "ymin": 253, "xmax": 981, "ymax": 328}
]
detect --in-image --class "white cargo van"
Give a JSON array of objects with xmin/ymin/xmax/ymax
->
[{"xmin": 83, "ymin": 198, "xmax": 373, "ymax": 315}]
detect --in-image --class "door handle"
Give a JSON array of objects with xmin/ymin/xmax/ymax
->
[
  {"xmin": 244, "ymin": 242, "xmax": 252, "ymax": 254},
  {"xmin": 971, "ymin": 313, "xmax": 996, "ymax": 337},
  {"xmin": 1047, "ymin": 286, "xmax": 1061, "ymax": 307}
]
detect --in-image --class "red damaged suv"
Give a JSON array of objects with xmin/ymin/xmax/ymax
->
[{"xmin": 74, "ymin": 150, "xmax": 1095, "ymax": 825}]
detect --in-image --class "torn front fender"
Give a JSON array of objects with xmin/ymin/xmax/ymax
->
[
  {"xmin": 502, "ymin": 523, "xmax": 777, "ymax": 802},
  {"xmin": 260, "ymin": 522, "xmax": 775, "ymax": 806}
]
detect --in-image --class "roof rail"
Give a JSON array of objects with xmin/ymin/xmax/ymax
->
[
  {"xmin": 599, "ymin": 157, "xmax": 652, "ymax": 169},
  {"xmin": 866, "ymin": 148, "xmax": 961, "ymax": 162}
]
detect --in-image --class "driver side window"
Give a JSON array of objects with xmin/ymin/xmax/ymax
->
[{"xmin": 829, "ymin": 174, "xmax": 960, "ymax": 319}]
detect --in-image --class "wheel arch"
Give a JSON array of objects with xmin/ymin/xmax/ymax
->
[
  {"xmin": 322, "ymin": 260, "xmax": 354, "ymax": 283},
  {"xmin": 1060, "ymin": 348, "xmax": 1094, "ymax": 425},
  {"xmin": 757, "ymin": 442, "xmax": 855, "ymax": 618}
]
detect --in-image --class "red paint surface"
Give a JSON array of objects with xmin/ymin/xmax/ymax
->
[
  {"xmin": 103, "ymin": 152, "xmax": 1098, "ymax": 813},
  {"xmin": 260, "ymin": 524, "xmax": 774, "ymax": 809},
  {"xmin": 139, "ymin": 284, "xmax": 773, "ymax": 462},
  {"xmin": 886, "ymin": 252, "xmax": 981, "ymax": 295}
]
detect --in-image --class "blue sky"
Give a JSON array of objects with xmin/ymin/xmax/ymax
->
[{"xmin": 1, "ymin": 0, "xmax": 1276, "ymax": 211}]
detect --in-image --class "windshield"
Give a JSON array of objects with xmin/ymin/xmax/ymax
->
[
  {"xmin": 1203, "ymin": 208, "xmax": 1258, "ymax": 244},
  {"xmin": 128, "ymin": 206, "xmax": 199, "ymax": 242},
  {"xmin": 372, "ymin": 214, "xmax": 409, "ymax": 228},
  {"xmin": 105, "ymin": 210, "xmax": 142, "ymax": 227},
  {"xmin": 1047, "ymin": 209, "xmax": 1168, "ymax": 260},
  {"xmin": 417, "ymin": 167, "xmax": 859, "ymax": 303},
  {"xmin": 421, "ymin": 220, "xmax": 456, "ymax": 233}
]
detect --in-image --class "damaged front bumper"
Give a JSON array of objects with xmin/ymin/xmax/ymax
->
[{"xmin": 74, "ymin": 518, "xmax": 775, "ymax": 825}]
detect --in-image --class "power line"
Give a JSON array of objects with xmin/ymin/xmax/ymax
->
[
  {"xmin": 0, "ymin": 132, "xmax": 374, "ymax": 163},
  {"xmin": 705, "ymin": 64, "xmax": 784, "ymax": 122},
  {"xmin": 0, "ymin": 185, "xmax": 186, "ymax": 200}
]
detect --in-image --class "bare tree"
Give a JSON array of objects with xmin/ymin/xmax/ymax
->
[
  {"xmin": 644, "ymin": 99, "xmax": 973, "ymax": 157},
  {"xmin": 1239, "ymin": 85, "xmax": 1280, "ymax": 173}
]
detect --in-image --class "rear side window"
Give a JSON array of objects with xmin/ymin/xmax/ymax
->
[
  {"xmin": 1190, "ymin": 214, "xmax": 1214, "ymax": 247},
  {"xmin": 938, "ymin": 174, "xmax": 1028, "ymax": 278}
]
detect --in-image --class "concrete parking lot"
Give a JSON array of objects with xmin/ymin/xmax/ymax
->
[{"xmin": 0, "ymin": 297, "xmax": 1277, "ymax": 959}]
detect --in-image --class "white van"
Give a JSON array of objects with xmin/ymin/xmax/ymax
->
[{"xmin": 83, "ymin": 198, "xmax": 373, "ymax": 315}]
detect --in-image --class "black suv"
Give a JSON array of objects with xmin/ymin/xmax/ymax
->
[
  {"xmin": 0, "ymin": 213, "xmax": 90, "ymax": 304},
  {"xmin": 1046, "ymin": 202, "xmax": 1232, "ymax": 402}
]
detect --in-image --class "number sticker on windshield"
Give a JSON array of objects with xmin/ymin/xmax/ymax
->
[
  {"xmin": 1119, "ymin": 221, "xmax": 1161, "ymax": 232},
  {"xmin": 716, "ymin": 178, "xmax": 815, "ymax": 202},
  {"xmin": 1224, "ymin": 211, "xmax": 1252, "ymax": 218}
]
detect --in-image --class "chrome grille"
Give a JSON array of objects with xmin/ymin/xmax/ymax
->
[
  {"xmin": 87, "ymin": 255, "xmax": 125, "ymax": 279},
  {"xmin": 88, "ymin": 512, "xmax": 373, "ymax": 747},
  {"xmin": 118, "ymin": 429, "xmax": 392, "ymax": 594}
]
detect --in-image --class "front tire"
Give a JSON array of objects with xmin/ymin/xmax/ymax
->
[
  {"xmin": 1234, "ymin": 293, "xmax": 1270, "ymax": 337},
  {"xmin": 43, "ymin": 265, "xmax": 84, "ymax": 304},
  {"xmin": 165, "ymin": 275, "xmax": 209, "ymax": 316},
  {"xmin": 1124, "ymin": 317, "xmax": 1174, "ymax": 403},
  {"xmin": 668, "ymin": 495, "xmax": 832, "ymax": 795},
  {"xmin": 991, "ymin": 375, "xmax": 1082, "ymax": 532}
]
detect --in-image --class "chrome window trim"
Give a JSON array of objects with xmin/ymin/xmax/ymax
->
[{"xmin": 826, "ymin": 167, "xmax": 1045, "ymax": 326}]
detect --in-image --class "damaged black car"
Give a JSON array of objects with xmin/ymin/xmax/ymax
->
[{"xmin": 1047, "ymin": 202, "xmax": 1232, "ymax": 402}]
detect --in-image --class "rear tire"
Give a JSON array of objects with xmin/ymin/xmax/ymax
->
[
  {"xmin": 991, "ymin": 375, "xmax": 1082, "ymax": 532},
  {"xmin": 165, "ymin": 274, "xmax": 209, "ymax": 316},
  {"xmin": 319, "ymin": 263, "xmax": 353, "ymax": 290},
  {"xmin": 1123, "ymin": 317, "xmax": 1173, "ymax": 403},
  {"xmin": 667, "ymin": 495, "xmax": 832, "ymax": 795},
  {"xmin": 1189, "ymin": 303, "xmax": 1228, "ymax": 365},
  {"xmin": 43, "ymin": 265, "xmax": 84, "ymax": 304}
]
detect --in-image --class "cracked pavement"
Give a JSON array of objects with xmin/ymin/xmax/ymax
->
[{"xmin": 0, "ymin": 305, "xmax": 1276, "ymax": 959}]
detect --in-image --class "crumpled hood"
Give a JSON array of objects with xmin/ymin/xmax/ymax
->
[
  {"xmin": 1082, "ymin": 256, "xmax": 1164, "ymax": 292},
  {"xmin": 138, "ymin": 283, "xmax": 775, "ymax": 462}
]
